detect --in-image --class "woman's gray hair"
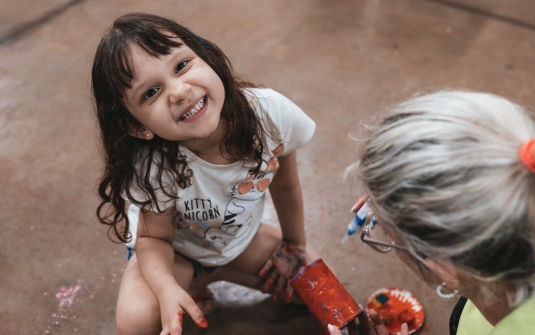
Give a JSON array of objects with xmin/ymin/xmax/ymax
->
[{"xmin": 347, "ymin": 91, "xmax": 535, "ymax": 307}]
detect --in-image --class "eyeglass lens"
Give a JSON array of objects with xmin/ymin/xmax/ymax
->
[{"xmin": 367, "ymin": 216, "xmax": 396, "ymax": 252}]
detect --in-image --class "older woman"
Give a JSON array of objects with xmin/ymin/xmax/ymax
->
[{"xmin": 330, "ymin": 91, "xmax": 535, "ymax": 335}]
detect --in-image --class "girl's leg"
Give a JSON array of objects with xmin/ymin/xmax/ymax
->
[
  {"xmin": 230, "ymin": 223, "xmax": 322, "ymax": 279},
  {"xmin": 116, "ymin": 253, "xmax": 195, "ymax": 335},
  {"xmin": 190, "ymin": 224, "xmax": 323, "ymax": 294}
]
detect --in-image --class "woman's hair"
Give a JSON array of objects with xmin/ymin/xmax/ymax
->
[
  {"xmin": 348, "ymin": 91, "xmax": 535, "ymax": 307},
  {"xmin": 91, "ymin": 13, "xmax": 265, "ymax": 243}
]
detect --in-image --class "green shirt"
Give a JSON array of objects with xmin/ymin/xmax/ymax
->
[{"xmin": 457, "ymin": 298, "xmax": 535, "ymax": 335}]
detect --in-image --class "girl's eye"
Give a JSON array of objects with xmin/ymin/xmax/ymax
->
[
  {"xmin": 175, "ymin": 60, "xmax": 189, "ymax": 73},
  {"xmin": 143, "ymin": 87, "xmax": 159, "ymax": 100}
]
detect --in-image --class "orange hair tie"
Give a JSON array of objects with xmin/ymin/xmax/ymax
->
[{"xmin": 519, "ymin": 139, "xmax": 535, "ymax": 173}]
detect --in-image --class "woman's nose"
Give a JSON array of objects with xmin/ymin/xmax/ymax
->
[{"xmin": 169, "ymin": 80, "xmax": 192, "ymax": 104}]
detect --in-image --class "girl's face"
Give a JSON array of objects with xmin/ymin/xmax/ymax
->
[{"xmin": 123, "ymin": 39, "xmax": 225, "ymax": 145}]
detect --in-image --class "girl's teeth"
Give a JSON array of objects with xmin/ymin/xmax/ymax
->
[{"xmin": 180, "ymin": 97, "xmax": 205, "ymax": 121}]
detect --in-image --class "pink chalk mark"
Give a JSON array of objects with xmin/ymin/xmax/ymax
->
[{"xmin": 55, "ymin": 284, "xmax": 81, "ymax": 308}]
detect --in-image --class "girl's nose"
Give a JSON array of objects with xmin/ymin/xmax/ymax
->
[{"xmin": 169, "ymin": 80, "xmax": 192, "ymax": 105}]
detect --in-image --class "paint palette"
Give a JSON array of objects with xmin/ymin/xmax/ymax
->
[{"xmin": 366, "ymin": 287, "xmax": 425, "ymax": 335}]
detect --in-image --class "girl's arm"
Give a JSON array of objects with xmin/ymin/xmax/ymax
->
[
  {"xmin": 269, "ymin": 150, "xmax": 306, "ymax": 247},
  {"xmin": 258, "ymin": 150, "xmax": 312, "ymax": 302},
  {"xmin": 136, "ymin": 208, "xmax": 206, "ymax": 334}
]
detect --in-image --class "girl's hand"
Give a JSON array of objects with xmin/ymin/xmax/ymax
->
[
  {"xmin": 258, "ymin": 240, "xmax": 311, "ymax": 303},
  {"xmin": 328, "ymin": 307, "xmax": 408, "ymax": 335},
  {"xmin": 158, "ymin": 286, "xmax": 208, "ymax": 335}
]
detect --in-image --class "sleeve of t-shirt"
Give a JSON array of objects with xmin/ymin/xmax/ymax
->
[
  {"xmin": 123, "ymin": 155, "xmax": 178, "ymax": 212},
  {"xmin": 254, "ymin": 88, "xmax": 316, "ymax": 155}
]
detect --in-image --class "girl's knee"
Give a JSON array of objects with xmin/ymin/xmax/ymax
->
[{"xmin": 116, "ymin": 298, "xmax": 160, "ymax": 335}]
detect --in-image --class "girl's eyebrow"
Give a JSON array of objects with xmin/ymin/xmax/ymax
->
[{"xmin": 129, "ymin": 44, "xmax": 187, "ymax": 98}]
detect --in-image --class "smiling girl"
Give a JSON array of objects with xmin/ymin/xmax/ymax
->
[{"xmin": 91, "ymin": 13, "xmax": 322, "ymax": 335}]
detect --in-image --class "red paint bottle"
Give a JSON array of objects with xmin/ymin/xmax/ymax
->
[{"xmin": 290, "ymin": 258, "xmax": 360, "ymax": 332}]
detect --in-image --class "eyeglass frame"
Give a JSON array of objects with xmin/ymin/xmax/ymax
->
[
  {"xmin": 358, "ymin": 210, "xmax": 429, "ymax": 267},
  {"xmin": 359, "ymin": 215, "xmax": 409, "ymax": 253}
]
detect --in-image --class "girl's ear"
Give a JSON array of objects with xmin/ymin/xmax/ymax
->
[
  {"xmin": 424, "ymin": 258, "xmax": 460, "ymax": 289},
  {"xmin": 129, "ymin": 127, "xmax": 154, "ymax": 140}
]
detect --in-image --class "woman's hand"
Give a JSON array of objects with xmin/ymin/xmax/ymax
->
[
  {"xmin": 158, "ymin": 285, "xmax": 208, "ymax": 335},
  {"xmin": 257, "ymin": 240, "xmax": 311, "ymax": 303},
  {"xmin": 327, "ymin": 308, "xmax": 409, "ymax": 335}
]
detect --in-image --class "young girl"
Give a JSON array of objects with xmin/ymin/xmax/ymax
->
[{"xmin": 91, "ymin": 13, "xmax": 322, "ymax": 335}]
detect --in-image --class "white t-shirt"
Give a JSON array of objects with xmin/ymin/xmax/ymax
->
[{"xmin": 127, "ymin": 88, "xmax": 315, "ymax": 266}]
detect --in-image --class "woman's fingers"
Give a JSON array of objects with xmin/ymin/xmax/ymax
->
[
  {"xmin": 328, "ymin": 324, "xmax": 343, "ymax": 335},
  {"xmin": 350, "ymin": 196, "xmax": 368, "ymax": 213},
  {"xmin": 355, "ymin": 307, "xmax": 406, "ymax": 335},
  {"xmin": 368, "ymin": 309, "xmax": 388, "ymax": 335},
  {"xmin": 356, "ymin": 307, "xmax": 375, "ymax": 334}
]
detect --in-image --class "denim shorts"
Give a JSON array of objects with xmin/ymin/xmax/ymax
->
[{"xmin": 126, "ymin": 246, "xmax": 218, "ymax": 278}]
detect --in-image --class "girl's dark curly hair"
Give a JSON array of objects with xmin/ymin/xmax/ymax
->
[{"xmin": 91, "ymin": 13, "xmax": 265, "ymax": 243}]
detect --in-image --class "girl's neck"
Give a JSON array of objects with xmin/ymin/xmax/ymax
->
[{"xmin": 181, "ymin": 119, "xmax": 236, "ymax": 165}]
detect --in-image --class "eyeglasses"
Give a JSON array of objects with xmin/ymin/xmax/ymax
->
[
  {"xmin": 342, "ymin": 198, "xmax": 408, "ymax": 253},
  {"xmin": 344, "ymin": 198, "xmax": 428, "ymax": 266},
  {"xmin": 360, "ymin": 215, "xmax": 409, "ymax": 253}
]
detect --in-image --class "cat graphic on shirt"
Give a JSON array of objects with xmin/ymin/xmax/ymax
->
[
  {"xmin": 187, "ymin": 166, "xmax": 276, "ymax": 249},
  {"xmin": 218, "ymin": 144, "xmax": 284, "ymax": 239},
  {"xmin": 176, "ymin": 144, "xmax": 284, "ymax": 249}
]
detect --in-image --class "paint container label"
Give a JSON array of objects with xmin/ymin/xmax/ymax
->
[{"xmin": 290, "ymin": 258, "xmax": 360, "ymax": 332}]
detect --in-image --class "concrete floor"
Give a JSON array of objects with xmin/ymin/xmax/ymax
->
[{"xmin": 1, "ymin": 0, "xmax": 534, "ymax": 334}]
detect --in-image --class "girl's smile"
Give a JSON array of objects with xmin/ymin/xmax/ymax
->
[
  {"xmin": 179, "ymin": 96, "xmax": 206, "ymax": 122},
  {"xmin": 123, "ymin": 39, "xmax": 226, "ymax": 150}
]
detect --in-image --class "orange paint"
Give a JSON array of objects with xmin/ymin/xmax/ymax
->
[
  {"xmin": 196, "ymin": 316, "xmax": 208, "ymax": 329},
  {"xmin": 284, "ymin": 290, "xmax": 292, "ymax": 304},
  {"xmin": 172, "ymin": 311, "xmax": 184, "ymax": 334},
  {"xmin": 263, "ymin": 277, "xmax": 275, "ymax": 293},
  {"xmin": 290, "ymin": 258, "xmax": 360, "ymax": 332},
  {"xmin": 366, "ymin": 288, "xmax": 425, "ymax": 335}
]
